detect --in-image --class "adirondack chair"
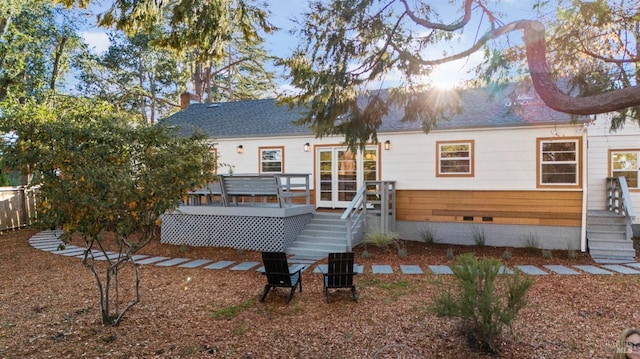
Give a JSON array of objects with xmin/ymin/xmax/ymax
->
[
  {"xmin": 259, "ymin": 252, "xmax": 304, "ymax": 303},
  {"xmin": 322, "ymin": 252, "xmax": 358, "ymax": 303}
]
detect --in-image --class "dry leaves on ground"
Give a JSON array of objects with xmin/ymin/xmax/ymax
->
[{"xmin": 1, "ymin": 228, "xmax": 639, "ymax": 358}]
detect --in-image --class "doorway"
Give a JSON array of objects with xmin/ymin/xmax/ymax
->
[{"xmin": 316, "ymin": 146, "xmax": 378, "ymax": 208}]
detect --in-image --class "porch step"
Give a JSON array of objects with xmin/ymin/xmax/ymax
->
[
  {"xmin": 286, "ymin": 213, "xmax": 350, "ymax": 258},
  {"xmin": 587, "ymin": 210, "xmax": 636, "ymax": 263}
]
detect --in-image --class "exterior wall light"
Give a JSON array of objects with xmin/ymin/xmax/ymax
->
[
  {"xmin": 237, "ymin": 145, "xmax": 244, "ymax": 154},
  {"xmin": 304, "ymin": 143, "xmax": 310, "ymax": 152},
  {"xmin": 384, "ymin": 140, "xmax": 391, "ymax": 150}
]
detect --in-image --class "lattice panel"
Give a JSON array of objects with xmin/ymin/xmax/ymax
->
[{"xmin": 160, "ymin": 213, "xmax": 312, "ymax": 252}]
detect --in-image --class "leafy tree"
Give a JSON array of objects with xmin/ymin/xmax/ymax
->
[
  {"xmin": 0, "ymin": 95, "xmax": 216, "ymax": 325},
  {"xmin": 76, "ymin": 30, "xmax": 188, "ymax": 123},
  {"xmin": 89, "ymin": 0, "xmax": 277, "ymax": 64},
  {"xmin": 527, "ymin": 0, "xmax": 640, "ymax": 130},
  {"xmin": 0, "ymin": 0, "xmax": 85, "ymax": 100},
  {"xmin": 278, "ymin": 0, "xmax": 640, "ymax": 150},
  {"xmin": 187, "ymin": 31, "xmax": 276, "ymax": 103}
]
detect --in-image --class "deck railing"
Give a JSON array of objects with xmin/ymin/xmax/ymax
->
[
  {"xmin": 605, "ymin": 176, "xmax": 636, "ymax": 241},
  {"xmin": 186, "ymin": 173, "xmax": 310, "ymax": 208},
  {"xmin": 341, "ymin": 180, "xmax": 396, "ymax": 251}
]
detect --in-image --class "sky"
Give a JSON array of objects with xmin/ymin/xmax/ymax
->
[{"xmin": 79, "ymin": 0, "xmax": 545, "ymax": 92}]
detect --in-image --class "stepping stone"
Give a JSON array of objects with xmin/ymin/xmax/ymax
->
[
  {"xmin": 136, "ymin": 256, "xmax": 170, "ymax": 265},
  {"xmin": 30, "ymin": 239, "xmax": 63, "ymax": 245},
  {"xmin": 93, "ymin": 253, "xmax": 124, "ymax": 261},
  {"xmin": 573, "ymin": 265, "xmax": 613, "ymax": 275},
  {"xmin": 179, "ymin": 259, "xmax": 212, "ymax": 268},
  {"xmin": 75, "ymin": 249, "xmax": 102, "ymax": 259},
  {"xmin": 130, "ymin": 254, "xmax": 150, "ymax": 261},
  {"xmin": 400, "ymin": 265, "xmax": 423, "ymax": 274},
  {"xmin": 515, "ymin": 265, "xmax": 548, "ymax": 276},
  {"xmin": 230, "ymin": 261, "xmax": 260, "ymax": 271},
  {"xmin": 155, "ymin": 258, "xmax": 190, "ymax": 267},
  {"xmin": 57, "ymin": 248, "xmax": 86, "ymax": 256},
  {"xmin": 204, "ymin": 260, "xmax": 236, "ymax": 270},
  {"xmin": 313, "ymin": 264, "xmax": 364, "ymax": 274},
  {"xmin": 543, "ymin": 265, "xmax": 580, "ymax": 275},
  {"xmin": 429, "ymin": 265, "xmax": 453, "ymax": 275},
  {"xmin": 601, "ymin": 264, "xmax": 640, "ymax": 275},
  {"xmin": 371, "ymin": 265, "xmax": 393, "ymax": 274},
  {"xmin": 256, "ymin": 264, "xmax": 307, "ymax": 273},
  {"xmin": 499, "ymin": 266, "xmax": 513, "ymax": 275},
  {"xmin": 624, "ymin": 263, "xmax": 640, "ymax": 269},
  {"xmin": 38, "ymin": 244, "xmax": 66, "ymax": 251}
]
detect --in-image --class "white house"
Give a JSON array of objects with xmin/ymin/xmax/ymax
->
[{"xmin": 162, "ymin": 87, "xmax": 638, "ymax": 259}]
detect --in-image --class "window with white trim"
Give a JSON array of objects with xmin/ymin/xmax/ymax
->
[
  {"xmin": 537, "ymin": 138, "xmax": 580, "ymax": 186},
  {"xmin": 610, "ymin": 150, "xmax": 639, "ymax": 189},
  {"xmin": 436, "ymin": 140, "xmax": 474, "ymax": 177},
  {"xmin": 259, "ymin": 147, "xmax": 283, "ymax": 173}
]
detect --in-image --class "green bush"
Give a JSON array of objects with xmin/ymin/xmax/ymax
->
[
  {"xmin": 501, "ymin": 249, "xmax": 512, "ymax": 261},
  {"xmin": 364, "ymin": 230, "xmax": 400, "ymax": 249},
  {"xmin": 471, "ymin": 225, "xmax": 486, "ymax": 246},
  {"xmin": 432, "ymin": 253, "xmax": 533, "ymax": 354},
  {"xmin": 418, "ymin": 225, "xmax": 438, "ymax": 244},
  {"xmin": 445, "ymin": 247, "xmax": 454, "ymax": 260},
  {"xmin": 521, "ymin": 232, "xmax": 540, "ymax": 253}
]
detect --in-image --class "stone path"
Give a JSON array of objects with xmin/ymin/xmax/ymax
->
[{"xmin": 28, "ymin": 230, "xmax": 640, "ymax": 276}]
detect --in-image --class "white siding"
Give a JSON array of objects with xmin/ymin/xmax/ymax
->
[
  {"xmin": 211, "ymin": 123, "xmax": 585, "ymax": 193},
  {"xmin": 587, "ymin": 115, "xmax": 640, "ymax": 223},
  {"xmin": 380, "ymin": 124, "xmax": 584, "ymax": 190}
]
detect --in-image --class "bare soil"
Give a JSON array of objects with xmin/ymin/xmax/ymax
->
[{"xmin": 1, "ymin": 228, "xmax": 639, "ymax": 358}]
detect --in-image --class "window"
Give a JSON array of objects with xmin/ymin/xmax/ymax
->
[
  {"xmin": 259, "ymin": 147, "xmax": 283, "ymax": 173},
  {"xmin": 537, "ymin": 137, "xmax": 581, "ymax": 187},
  {"xmin": 436, "ymin": 140, "xmax": 474, "ymax": 177},
  {"xmin": 610, "ymin": 150, "xmax": 639, "ymax": 189}
]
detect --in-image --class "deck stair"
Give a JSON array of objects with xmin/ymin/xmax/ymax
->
[
  {"xmin": 587, "ymin": 210, "xmax": 636, "ymax": 263},
  {"xmin": 286, "ymin": 212, "xmax": 351, "ymax": 260}
]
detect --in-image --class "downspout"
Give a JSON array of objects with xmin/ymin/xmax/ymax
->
[{"xmin": 580, "ymin": 127, "xmax": 588, "ymax": 252}]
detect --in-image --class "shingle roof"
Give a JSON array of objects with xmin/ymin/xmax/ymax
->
[{"xmin": 160, "ymin": 87, "xmax": 583, "ymax": 138}]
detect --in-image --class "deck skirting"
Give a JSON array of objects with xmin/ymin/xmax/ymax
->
[{"xmin": 160, "ymin": 205, "xmax": 314, "ymax": 251}]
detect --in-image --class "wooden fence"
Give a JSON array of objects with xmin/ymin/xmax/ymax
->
[{"xmin": 0, "ymin": 186, "xmax": 38, "ymax": 231}]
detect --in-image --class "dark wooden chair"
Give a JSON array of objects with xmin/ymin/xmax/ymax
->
[
  {"xmin": 259, "ymin": 252, "xmax": 303, "ymax": 303},
  {"xmin": 322, "ymin": 252, "xmax": 358, "ymax": 303}
]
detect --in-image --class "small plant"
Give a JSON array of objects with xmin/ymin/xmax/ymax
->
[
  {"xmin": 364, "ymin": 230, "xmax": 400, "ymax": 250},
  {"xmin": 211, "ymin": 299, "xmax": 254, "ymax": 319},
  {"xmin": 445, "ymin": 247, "xmax": 454, "ymax": 260},
  {"xmin": 521, "ymin": 232, "xmax": 540, "ymax": 253},
  {"xmin": 471, "ymin": 225, "xmax": 486, "ymax": 247},
  {"xmin": 542, "ymin": 249, "xmax": 553, "ymax": 259},
  {"xmin": 417, "ymin": 225, "xmax": 438, "ymax": 244},
  {"xmin": 361, "ymin": 249, "xmax": 370, "ymax": 259},
  {"xmin": 396, "ymin": 239, "xmax": 407, "ymax": 257},
  {"xmin": 235, "ymin": 248, "xmax": 245, "ymax": 256},
  {"xmin": 179, "ymin": 244, "xmax": 189, "ymax": 254},
  {"xmin": 431, "ymin": 253, "xmax": 533, "ymax": 355},
  {"xmin": 567, "ymin": 242, "xmax": 577, "ymax": 259},
  {"xmin": 501, "ymin": 249, "xmax": 512, "ymax": 261}
]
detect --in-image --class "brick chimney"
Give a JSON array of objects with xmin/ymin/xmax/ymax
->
[{"xmin": 180, "ymin": 92, "xmax": 201, "ymax": 109}]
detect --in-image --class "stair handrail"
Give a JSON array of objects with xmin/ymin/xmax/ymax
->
[
  {"xmin": 341, "ymin": 186, "xmax": 367, "ymax": 251},
  {"xmin": 363, "ymin": 180, "xmax": 397, "ymax": 233},
  {"xmin": 606, "ymin": 176, "xmax": 636, "ymax": 241}
]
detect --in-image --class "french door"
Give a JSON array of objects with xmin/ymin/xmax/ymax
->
[{"xmin": 316, "ymin": 146, "xmax": 378, "ymax": 208}]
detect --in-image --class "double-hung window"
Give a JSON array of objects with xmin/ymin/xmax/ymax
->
[
  {"xmin": 259, "ymin": 147, "xmax": 283, "ymax": 173},
  {"xmin": 537, "ymin": 137, "xmax": 581, "ymax": 187},
  {"xmin": 436, "ymin": 140, "xmax": 474, "ymax": 177},
  {"xmin": 610, "ymin": 149, "xmax": 639, "ymax": 190}
]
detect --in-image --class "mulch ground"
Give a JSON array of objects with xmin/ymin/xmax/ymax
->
[{"xmin": 1, "ymin": 227, "xmax": 639, "ymax": 358}]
